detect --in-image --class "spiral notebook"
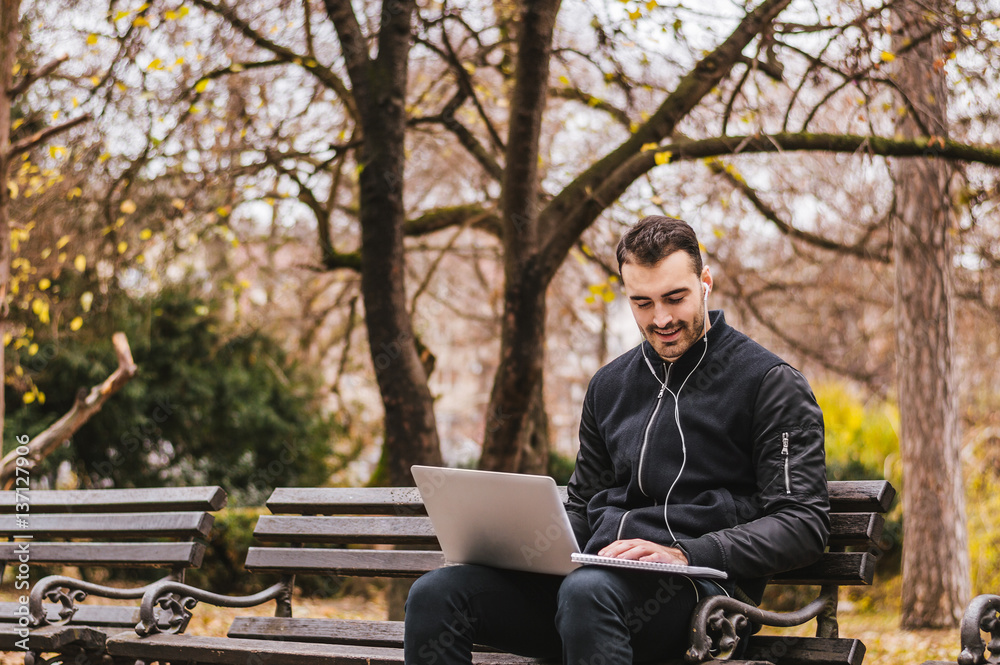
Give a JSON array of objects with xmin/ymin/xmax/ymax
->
[
  {"xmin": 570, "ymin": 552, "xmax": 727, "ymax": 579},
  {"xmin": 411, "ymin": 465, "xmax": 727, "ymax": 580}
]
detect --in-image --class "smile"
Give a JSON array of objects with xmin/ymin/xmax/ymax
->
[{"xmin": 653, "ymin": 327, "xmax": 681, "ymax": 340}]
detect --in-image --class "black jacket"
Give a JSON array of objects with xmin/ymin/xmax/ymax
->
[{"xmin": 565, "ymin": 310, "xmax": 830, "ymax": 602}]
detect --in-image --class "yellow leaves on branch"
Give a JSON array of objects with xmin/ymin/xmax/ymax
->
[
  {"xmin": 164, "ymin": 6, "xmax": 190, "ymax": 20},
  {"xmin": 120, "ymin": 199, "xmax": 137, "ymax": 214},
  {"xmin": 32, "ymin": 298, "xmax": 50, "ymax": 324},
  {"xmin": 584, "ymin": 277, "xmax": 619, "ymax": 305},
  {"xmin": 880, "ymin": 51, "xmax": 895, "ymax": 63},
  {"xmin": 112, "ymin": 3, "xmax": 187, "ymax": 27}
]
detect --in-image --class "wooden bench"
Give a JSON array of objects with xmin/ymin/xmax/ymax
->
[
  {"xmin": 106, "ymin": 480, "xmax": 895, "ymax": 665},
  {"xmin": 1, "ymin": 485, "xmax": 227, "ymax": 664}
]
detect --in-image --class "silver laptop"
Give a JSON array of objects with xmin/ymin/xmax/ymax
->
[
  {"xmin": 411, "ymin": 465, "xmax": 580, "ymax": 575},
  {"xmin": 411, "ymin": 465, "xmax": 727, "ymax": 579}
]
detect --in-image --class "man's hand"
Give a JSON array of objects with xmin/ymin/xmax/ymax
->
[{"xmin": 598, "ymin": 539, "xmax": 689, "ymax": 565}]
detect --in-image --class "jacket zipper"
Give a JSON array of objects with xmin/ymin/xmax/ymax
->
[
  {"xmin": 637, "ymin": 362, "xmax": 671, "ymax": 497},
  {"xmin": 782, "ymin": 432, "xmax": 791, "ymax": 494},
  {"xmin": 616, "ymin": 510, "xmax": 630, "ymax": 540}
]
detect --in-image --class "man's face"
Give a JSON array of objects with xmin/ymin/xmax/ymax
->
[{"xmin": 621, "ymin": 251, "xmax": 712, "ymax": 363}]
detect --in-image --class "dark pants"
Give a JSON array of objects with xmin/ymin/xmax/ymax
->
[{"xmin": 403, "ymin": 564, "xmax": 728, "ymax": 665}]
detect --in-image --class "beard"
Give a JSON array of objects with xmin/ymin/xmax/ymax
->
[{"xmin": 642, "ymin": 308, "xmax": 707, "ymax": 362}]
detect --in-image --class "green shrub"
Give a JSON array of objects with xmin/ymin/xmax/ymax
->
[
  {"xmin": 815, "ymin": 382, "xmax": 902, "ymax": 573},
  {"xmin": 4, "ymin": 287, "xmax": 341, "ymax": 502}
]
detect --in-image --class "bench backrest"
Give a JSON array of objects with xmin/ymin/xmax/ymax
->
[
  {"xmin": 0, "ymin": 486, "xmax": 228, "ymax": 574},
  {"xmin": 244, "ymin": 480, "xmax": 895, "ymax": 589}
]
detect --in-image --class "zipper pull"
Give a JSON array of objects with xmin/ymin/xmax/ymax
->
[
  {"xmin": 658, "ymin": 362, "xmax": 669, "ymax": 398},
  {"xmin": 781, "ymin": 432, "xmax": 791, "ymax": 495}
]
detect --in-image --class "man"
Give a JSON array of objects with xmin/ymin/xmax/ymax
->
[{"xmin": 404, "ymin": 216, "xmax": 829, "ymax": 665}]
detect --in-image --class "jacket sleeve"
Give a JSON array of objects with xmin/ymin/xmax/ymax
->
[
  {"xmin": 677, "ymin": 364, "xmax": 831, "ymax": 579},
  {"xmin": 564, "ymin": 380, "xmax": 612, "ymax": 549}
]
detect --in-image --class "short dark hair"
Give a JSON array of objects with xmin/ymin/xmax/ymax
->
[{"xmin": 616, "ymin": 216, "xmax": 704, "ymax": 278}]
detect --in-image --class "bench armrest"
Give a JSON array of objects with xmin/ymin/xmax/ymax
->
[
  {"xmin": 958, "ymin": 594, "xmax": 1000, "ymax": 665},
  {"xmin": 135, "ymin": 579, "xmax": 290, "ymax": 637},
  {"xmin": 685, "ymin": 592, "xmax": 833, "ymax": 662},
  {"xmin": 28, "ymin": 574, "xmax": 166, "ymax": 627}
]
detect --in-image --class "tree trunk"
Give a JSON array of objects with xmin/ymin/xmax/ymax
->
[
  {"xmin": 0, "ymin": 0, "xmax": 22, "ymax": 451},
  {"xmin": 324, "ymin": 0, "xmax": 442, "ymax": 486},
  {"xmin": 480, "ymin": 274, "xmax": 550, "ymax": 473},
  {"xmin": 478, "ymin": 0, "xmax": 561, "ymax": 473},
  {"xmin": 890, "ymin": 1, "xmax": 970, "ymax": 629}
]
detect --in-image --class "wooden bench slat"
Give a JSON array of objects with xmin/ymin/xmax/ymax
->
[
  {"xmin": 0, "ymin": 511, "xmax": 215, "ymax": 539},
  {"xmin": 265, "ymin": 482, "xmax": 894, "ymax": 516},
  {"xmin": 0, "ymin": 624, "xmax": 108, "ymax": 652},
  {"xmin": 0, "ymin": 542, "xmax": 206, "ymax": 567},
  {"xmin": 244, "ymin": 547, "xmax": 447, "ymax": 577},
  {"xmin": 108, "ymin": 633, "xmax": 569, "ymax": 665},
  {"xmin": 746, "ymin": 636, "xmax": 865, "ymax": 665},
  {"xmin": 226, "ymin": 618, "xmax": 866, "ymax": 665},
  {"xmin": 229, "ymin": 617, "xmax": 403, "ymax": 645},
  {"xmin": 243, "ymin": 548, "xmax": 873, "ymax": 584},
  {"xmin": 826, "ymin": 481, "xmax": 895, "ymax": 513},
  {"xmin": 254, "ymin": 515, "xmax": 438, "ymax": 545},
  {"xmin": 0, "ymin": 601, "xmax": 140, "ymax": 627},
  {"xmin": 267, "ymin": 488, "xmax": 427, "ymax": 516},
  {"xmin": 0, "ymin": 486, "xmax": 227, "ymax": 514},
  {"xmin": 773, "ymin": 551, "xmax": 876, "ymax": 585},
  {"xmin": 251, "ymin": 513, "xmax": 880, "ymax": 549},
  {"xmin": 828, "ymin": 513, "xmax": 883, "ymax": 547}
]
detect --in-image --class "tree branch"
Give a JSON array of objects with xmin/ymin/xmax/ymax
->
[
  {"xmin": 539, "ymin": 0, "xmax": 794, "ymax": 280},
  {"xmin": 440, "ymin": 28, "xmax": 505, "ymax": 153},
  {"xmin": 0, "ymin": 333, "xmax": 138, "ymax": 490},
  {"xmin": 192, "ymin": 0, "xmax": 358, "ymax": 121},
  {"xmin": 411, "ymin": 89, "xmax": 504, "ymax": 181},
  {"xmin": 549, "ymin": 86, "xmax": 631, "ymax": 128},
  {"xmin": 501, "ymin": 0, "xmax": 562, "ymax": 251},
  {"xmin": 405, "ymin": 204, "xmax": 501, "ymax": 237},
  {"xmin": 7, "ymin": 55, "xmax": 68, "ymax": 98},
  {"xmin": 321, "ymin": 0, "xmax": 370, "ymax": 114},
  {"xmin": 8, "ymin": 114, "xmax": 91, "ymax": 159},
  {"xmin": 705, "ymin": 158, "xmax": 891, "ymax": 262}
]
